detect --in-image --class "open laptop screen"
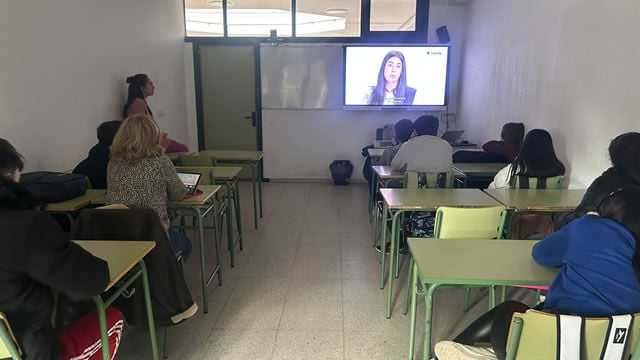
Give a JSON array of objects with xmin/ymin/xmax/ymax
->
[{"xmin": 177, "ymin": 172, "xmax": 201, "ymax": 195}]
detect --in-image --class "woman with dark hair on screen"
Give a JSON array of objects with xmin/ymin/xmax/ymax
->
[
  {"xmin": 123, "ymin": 73, "xmax": 189, "ymax": 153},
  {"xmin": 488, "ymin": 129, "xmax": 565, "ymax": 189},
  {"xmin": 363, "ymin": 51, "xmax": 416, "ymax": 105}
]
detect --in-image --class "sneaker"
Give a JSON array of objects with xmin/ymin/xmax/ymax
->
[
  {"xmin": 434, "ymin": 341, "xmax": 497, "ymax": 360},
  {"xmin": 375, "ymin": 242, "xmax": 391, "ymax": 254}
]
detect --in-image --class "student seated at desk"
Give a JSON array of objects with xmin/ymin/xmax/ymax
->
[
  {"xmin": 379, "ymin": 118, "xmax": 414, "ymax": 166},
  {"xmin": 488, "ymin": 129, "xmax": 565, "ymax": 189},
  {"xmin": 391, "ymin": 115, "xmax": 452, "ymax": 173},
  {"xmin": 72, "ymin": 120, "xmax": 121, "ymax": 189},
  {"xmin": 435, "ymin": 186, "xmax": 640, "ymax": 360},
  {"xmin": 0, "ymin": 138, "xmax": 123, "ymax": 360},
  {"xmin": 453, "ymin": 122, "xmax": 524, "ymax": 164},
  {"xmin": 560, "ymin": 132, "xmax": 640, "ymax": 226},
  {"xmin": 107, "ymin": 114, "xmax": 193, "ymax": 259},
  {"xmin": 123, "ymin": 73, "xmax": 188, "ymax": 153}
]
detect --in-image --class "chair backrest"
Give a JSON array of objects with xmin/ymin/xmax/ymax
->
[
  {"xmin": 177, "ymin": 154, "xmax": 216, "ymax": 167},
  {"xmin": 0, "ymin": 312, "xmax": 22, "ymax": 359},
  {"xmin": 511, "ymin": 175, "xmax": 564, "ymax": 189},
  {"xmin": 174, "ymin": 166, "xmax": 215, "ymax": 185},
  {"xmin": 434, "ymin": 206, "xmax": 507, "ymax": 239},
  {"xmin": 404, "ymin": 171, "xmax": 453, "ymax": 189},
  {"xmin": 508, "ymin": 213, "xmax": 554, "ymax": 239},
  {"xmin": 506, "ymin": 309, "xmax": 640, "ymax": 360}
]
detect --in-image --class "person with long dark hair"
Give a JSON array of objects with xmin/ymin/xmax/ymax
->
[
  {"xmin": 122, "ymin": 73, "xmax": 188, "ymax": 153},
  {"xmin": 559, "ymin": 132, "xmax": 640, "ymax": 226},
  {"xmin": 363, "ymin": 51, "xmax": 416, "ymax": 105},
  {"xmin": 488, "ymin": 129, "xmax": 565, "ymax": 188},
  {"xmin": 0, "ymin": 138, "xmax": 124, "ymax": 359},
  {"xmin": 435, "ymin": 185, "xmax": 640, "ymax": 360}
]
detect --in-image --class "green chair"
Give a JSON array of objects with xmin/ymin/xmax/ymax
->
[
  {"xmin": 0, "ymin": 312, "xmax": 22, "ymax": 360},
  {"xmin": 511, "ymin": 175, "xmax": 564, "ymax": 189},
  {"xmin": 505, "ymin": 309, "xmax": 640, "ymax": 360},
  {"xmin": 177, "ymin": 155, "xmax": 216, "ymax": 167},
  {"xmin": 403, "ymin": 205, "xmax": 507, "ymax": 315}
]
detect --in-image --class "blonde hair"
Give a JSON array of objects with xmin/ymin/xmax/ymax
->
[{"xmin": 110, "ymin": 115, "xmax": 164, "ymax": 160}]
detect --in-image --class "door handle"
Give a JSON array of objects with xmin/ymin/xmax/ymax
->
[{"xmin": 244, "ymin": 111, "xmax": 257, "ymax": 127}]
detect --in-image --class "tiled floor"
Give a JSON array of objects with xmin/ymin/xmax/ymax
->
[{"xmin": 116, "ymin": 182, "xmax": 533, "ymax": 360}]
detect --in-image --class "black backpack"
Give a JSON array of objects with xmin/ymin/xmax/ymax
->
[{"xmin": 21, "ymin": 171, "xmax": 87, "ymax": 203}]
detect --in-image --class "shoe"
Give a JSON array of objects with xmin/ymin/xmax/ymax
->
[
  {"xmin": 170, "ymin": 303, "xmax": 198, "ymax": 324},
  {"xmin": 434, "ymin": 341, "xmax": 497, "ymax": 360},
  {"xmin": 375, "ymin": 242, "xmax": 391, "ymax": 254}
]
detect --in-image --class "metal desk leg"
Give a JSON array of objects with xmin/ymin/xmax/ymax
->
[
  {"xmin": 379, "ymin": 202, "xmax": 389, "ymax": 289},
  {"xmin": 258, "ymin": 159, "xmax": 263, "ymax": 218},
  {"xmin": 369, "ymin": 171, "xmax": 377, "ymax": 221},
  {"xmin": 251, "ymin": 161, "xmax": 258, "ymax": 229},
  {"xmin": 94, "ymin": 296, "xmax": 111, "ymax": 360},
  {"xmin": 408, "ymin": 262, "xmax": 420, "ymax": 360},
  {"xmin": 225, "ymin": 182, "xmax": 235, "ymax": 267},
  {"xmin": 387, "ymin": 210, "xmax": 403, "ymax": 318},
  {"xmin": 423, "ymin": 283, "xmax": 440, "ymax": 360},
  {"xmin": 140, "ymin": 260, "xmax": 160, "ymax": 360},
  {"xmin": 233, "ymin": 177, "xmax": 243, "ymax": 250},
  {"xmin": 193, "ymin": 206, "xmax": 208, "ymax": 313}
]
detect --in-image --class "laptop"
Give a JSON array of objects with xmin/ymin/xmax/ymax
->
[
  {"xmin": 177, "ymin": 172, "xmax": 201, "ymax": 195},
  {"xmin": 441, "ymin": 130, "xmax": 465, "ymax": 145}
]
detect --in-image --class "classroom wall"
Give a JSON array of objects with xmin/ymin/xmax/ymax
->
[
  {"xmin": 0, "ymin": 0, "xmax": 192, "ymax": 171},
  {"xmin": 262, "ymin": 4, "xmax": 468, "ymax": 180},
  {"xmin": 456, "ymin": 0, "xmax": 640, "ymax": 188}
]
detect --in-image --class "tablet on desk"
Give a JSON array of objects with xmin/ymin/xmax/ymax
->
[{"xmin": 177, "ymin": 172, "xmax": 201, "ymax": 195}]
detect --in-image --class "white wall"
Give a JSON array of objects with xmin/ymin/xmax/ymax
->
[
  {"xmin": 457, "ymin": 0, "xmax": 640, "ymax": 188},
  {"xmin": 262, "ymin": 4, "xmax": 468, "ymax": 180},
  {"xmin": 0, "ymin": 0, "xmax": 191, "ymax": 171}
]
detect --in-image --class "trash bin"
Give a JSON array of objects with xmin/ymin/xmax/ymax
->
[{"xmin": 329, "ymin": 160, "xmax": 353, "ymax": 185}]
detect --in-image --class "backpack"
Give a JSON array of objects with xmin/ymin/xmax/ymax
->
[{"xmin": 21, "ymin": 171, "xmax": 87, "ymax": 203}]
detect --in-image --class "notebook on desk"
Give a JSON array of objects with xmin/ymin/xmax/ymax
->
[
  {"xmin": 177, "ymin": 172, "xmax": 201, "ymax": 195},
  {"xmin": 441, "ymin": 130, "xmax": 465, "ymax": 145}
]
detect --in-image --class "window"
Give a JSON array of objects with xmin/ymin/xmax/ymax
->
[
  {"xmin": 295, "ymin": 0, "xmax": 360, "ymax": 37},
  {"xmin": 369, "ymin": 0, "xmax": 416, "ymax": 31}
]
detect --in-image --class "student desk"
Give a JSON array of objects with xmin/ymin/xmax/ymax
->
[
  {"xmin": 483, "ymin": 189, "xmax": 586, "ymax": 211},
  {"xmin": 213, "ymin": 166, "xmax": 244, "ymax": 268},
  {"xmin": 369, "ymin": 166, "xmax": 404, "ymax": 220},
  {"xmin": 407, "ymin": 238, "xmax": 558, "ymax": 360},
  {"xmin": 45, "ymin": 189, "xmax": 107, "ymax": 223},
  {"xmin": 378, "ymin": 188, "xmax": 502, "ymax": 318},
  {"xmin": 367, "ymin": 148, "xmax": 386, "ymax": 158},
  {"xmin": 197, "ymin": 150, "xmax": 264, "ymax": 229},
  {"xmin": 167, "ymin": 151, "xmax": 194, "ymax": 165},
  {"xmin": 452, "ymin": 163, "xmax": 505, "ymax": 188},
  {"xmin": 167, "ymin": 185, "xmax": 223, "ymax": 314},
  {"xmin": 74, "ymin": 240, "xmax": 158, "ymax": 360}
]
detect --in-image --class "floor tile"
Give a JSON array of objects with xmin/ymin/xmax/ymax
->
[
  {"xmin": 214, "ymin": 298, "xmax": 285, "ymax": 330},
  {"xmin": 279, "ymin": 300, "xmax": 343, "ymax": 331},
  {"xmin": 286, "ymin": 278, "xmax": 343, "ymax": 302},
  {"xmin": 271, "ymin": 330, "xmax": 344, "ymax": 360},
  {"xmin": 197, "ymin": 329, "xmax": 277, "ymax": 360}
]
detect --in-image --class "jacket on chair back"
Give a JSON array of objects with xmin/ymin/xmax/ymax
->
[
  {"xmin": 73, "ymin": 208, "xmax": 195, "ymax": 326},
  {"xmin": 0, "ymin": 180, "xmax": 109, "ymax": 360}
]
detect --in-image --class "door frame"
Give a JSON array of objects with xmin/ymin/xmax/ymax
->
[{"xmin": 192, "ymin": 43, "xmax": 263, "ymax": 153}]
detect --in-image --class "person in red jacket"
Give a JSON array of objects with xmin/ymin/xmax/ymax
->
[
  {"xmin": 453, "ymin": 122, "xmax": 524, "ymax": 164},
  {"xmin": 0, "ymin": 138, "xmax": 123, "ymax": 360}
]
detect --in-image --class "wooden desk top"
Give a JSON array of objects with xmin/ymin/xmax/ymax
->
[
  {"xmin": 167, "ymin": 152, "xmax": 193, "ymax": 160},
  {"xmin": 408, "ymin": 238, "xmax": 558, "ymax": 286},
  {"xmin": 483, "ymin": 189, "xmax": 586, "ymax": 211},
  {"xmin": 74, "ymin": 240, "xmax": 156, "ymax": 291},
  {"xmin": 168, "ymin": 185, "xmax": 222, "ymax": 206},
  {"xmin": 452, "ymin": 163, "xmax": 506, "ymax": 175},
  {"xmin": 46, "ymin": 189, "xmax": 107, "ymax": 212},
  {"xmin": 379, "ymin": 188, "xmax": 502, "ymax": 210},
  {"xmin": 197, "ymin": 150, "xmax": 264, "ymax": 161},
  {"xmin": 372, "ymin": 166, "xmax": 404, "ymax": 179},
  {"xmin": 213, "ymin": 166, "xmax": 242, "ymax": 180}
]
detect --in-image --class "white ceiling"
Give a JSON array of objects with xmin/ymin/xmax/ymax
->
[{"xmin": 184, "ymin": 0, "xmax": 471, "ymax": 36}]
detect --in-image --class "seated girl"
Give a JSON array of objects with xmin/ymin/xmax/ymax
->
[
  {"xmin": 435, "ymin": 185, "xmax": 640, "ymax": 360},
  {"xmin": 453, "ymin": 122, "xmax": 524, "ymax": 164},
  {"xmin": 488, "ymin": 129, "xmax": 565, "ymax": 189}
]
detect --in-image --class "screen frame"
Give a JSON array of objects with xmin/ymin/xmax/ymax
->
[{"xmin": 342, "ymin": 44, "xmax": 451, "ymax": 111}]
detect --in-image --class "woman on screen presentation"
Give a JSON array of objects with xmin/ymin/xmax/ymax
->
[
  {"xmin": 363, "ymin": 50, "xmax": 416, "ymax": 105},
  {"xmin": 122, "ymin": 73, "xmax": 189, "ymax": 153}
]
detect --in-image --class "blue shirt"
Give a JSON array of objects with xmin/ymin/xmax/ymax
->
[{"xmin": 532, "ymin": 215, "xmax": 640, "ymax": 317}]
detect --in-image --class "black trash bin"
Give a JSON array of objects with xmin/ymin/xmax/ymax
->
[{"xmin": 330, "ymin": 160, "xmax": 353, "ymax": 185}]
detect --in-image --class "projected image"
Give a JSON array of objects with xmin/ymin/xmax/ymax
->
[{"xmin": 344, "ymin": 46, "xmax": 449, "ymax": 107}]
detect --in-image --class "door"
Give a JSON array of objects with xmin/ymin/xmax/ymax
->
[{"xmin": 199, "ymin": 45, "xmax": 258, "ymax": 153}]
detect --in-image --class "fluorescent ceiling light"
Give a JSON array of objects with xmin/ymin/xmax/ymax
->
[
  {"xmin": 185, "ymin": 9, "xmax": 346, "ymax": 36},
  {"xmin": 325, "ymin": 8, "xmax": 348, "ymax": 15}
]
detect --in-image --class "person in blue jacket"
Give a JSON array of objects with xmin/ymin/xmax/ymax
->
[{"xmin": 435, "ymin": 185, "xmax": 640, "ymax": 360}]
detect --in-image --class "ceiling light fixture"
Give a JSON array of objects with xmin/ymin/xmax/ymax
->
[
  {"xmin": 325, "ymin": 8, "xmax": 348, "ymax": 15},
  {"xmin": 206, "ymin": 0, "xmax": 234, "ymax": 7}
]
